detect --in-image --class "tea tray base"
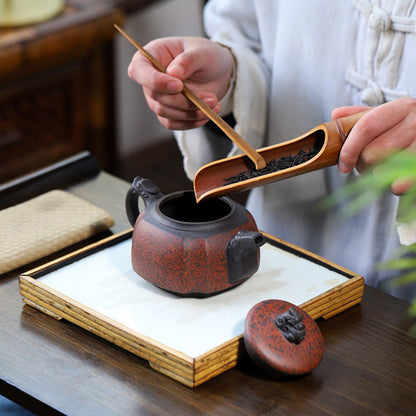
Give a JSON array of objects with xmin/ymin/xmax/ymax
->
[{"xmin": 19, "ymin": 230, "xmax": 364, "ymax": 388}]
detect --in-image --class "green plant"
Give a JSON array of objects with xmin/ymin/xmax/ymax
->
[{"xmin": 325, "ymin": 150, "xmax": 416, "ymax": 334}]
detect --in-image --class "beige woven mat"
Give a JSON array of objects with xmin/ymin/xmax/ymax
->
[{"xmin": 1, "ymin": 190, "xmax": 114, "ymax": 275}]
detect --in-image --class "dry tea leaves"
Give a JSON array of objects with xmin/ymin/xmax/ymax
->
[{"xmin": 223, "ymin": 148, "xmax": 319, "ymax": 186}]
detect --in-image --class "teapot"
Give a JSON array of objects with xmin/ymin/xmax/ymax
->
[{"xmin": 126, "ymin": 176, "xmax": 265, "ymax": 297}]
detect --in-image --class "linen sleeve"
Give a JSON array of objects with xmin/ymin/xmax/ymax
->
[{"xmin": 175, "ymin": 0, "xmax": 270, "ymax": 179}]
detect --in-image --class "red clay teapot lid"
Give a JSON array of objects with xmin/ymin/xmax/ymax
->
[{"xmin": 244, "ymin": 299, "xmax": 325, "ymax": 377}]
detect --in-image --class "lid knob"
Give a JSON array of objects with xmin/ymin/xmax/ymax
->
[{"xmin": 244, "ymin": 299, "xmax": 325, "ymax": 377}]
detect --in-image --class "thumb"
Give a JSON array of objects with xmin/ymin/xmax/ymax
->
[
  {"xmin": 166, "ymin": 60, "xmax": 187, "ymax": 81},
  {"xmin": 166, "ymin": 47, "xmax": 211, "ymax": 81},
  {"xmin": 332, "ymin": 105, "xmax": 371, "ymax": 120}
]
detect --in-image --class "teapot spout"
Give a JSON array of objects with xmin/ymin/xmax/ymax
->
[{"xmin": 227, "ymin": 230, "xmax": 265, "ymax": 284}]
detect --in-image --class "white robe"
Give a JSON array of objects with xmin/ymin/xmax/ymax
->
[{"xmin": 176, "ymin": 0, "xmax": 416, "ymax": 301}]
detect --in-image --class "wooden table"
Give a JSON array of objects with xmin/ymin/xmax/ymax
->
[{"xmin": 1, "ymin": 160, "xmax": 416, "ymax": 416}]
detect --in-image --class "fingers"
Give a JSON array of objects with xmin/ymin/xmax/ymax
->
[
  {"xmin": 331, "ymin": 105, "xmax": 370, "ymax": 120},
  {"xmin": 127, "ymin": 37, "xmax": 232, "ymax": 130},
  {"xmin": 166, "ymin": 49, "xmax": 200, "ymax": 81},
  {"xmin": 144, "ymin": 89, "xmax": 221, "ymax": 118},
  {"xmin": 128, "ymin": 50, "xmax": 183, "ymax": 95},
  {"xmin": 144, "ymin": 91, "xmax": 221, "ymax": 130},
  {"xmin": 333, "ymin": 98, "xmax": 416, "ymax": 196},
  {"xmin": 337, "ymin": 98, "xmax": 415, "ymax": 173},
  {"xmin": 356, "ymin": 111, "xmax": 416, "ymax": 172},
  {"xmin": 156, "ymin": 115, "xmax": 214, "ymax": 131},
  {"xmin": 390, "ymin": 177, "xmax": 415, "ymax": 196}
]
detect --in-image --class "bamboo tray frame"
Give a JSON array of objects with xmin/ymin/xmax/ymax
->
[{"xmin": 19, "ymin": 229, "xmax": 364, "ymax": 388}]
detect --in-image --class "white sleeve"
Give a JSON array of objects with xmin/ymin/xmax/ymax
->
[{"xmin": 396, "ymin": 196, "xmax": 416, "ymax": 245}]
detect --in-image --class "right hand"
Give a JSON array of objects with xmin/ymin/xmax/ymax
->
[
  {"xmin": 127, "ymin": 37, "xmax": 235, "ymax": 130},
  {"xmin": 333, "ymin": 97, "xmax": 416, "ymax": 195}
]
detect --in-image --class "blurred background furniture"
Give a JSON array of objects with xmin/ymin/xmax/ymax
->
[
  {"xmin": 0, "ymin": 1, "xmax": 124, "ymax": 182},
  {"xmin": 0, "ymin": 0, "xmax": 204, "ymax": 194}
]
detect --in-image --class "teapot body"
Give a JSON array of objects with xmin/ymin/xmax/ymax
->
[{"xmin": 126, "ymin": 177, "xmax": 264, "ymax": 297}]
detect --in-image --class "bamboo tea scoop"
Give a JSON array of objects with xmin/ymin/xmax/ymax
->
[
  {"xmin": 114, "ymin": 25, "xmax": 266, "ymax": 170},
  {"xmin": 193, "ymin": 110, "xmax": 370, "ymax": 202}
]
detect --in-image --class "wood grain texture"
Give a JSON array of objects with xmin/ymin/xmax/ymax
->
[
  {"xmin": 1, "ymin": 171, "xmax": 415, "ymax": 415},
  {"xmin": 193, "ymin": 112, "xmax": 368, "ymax": 202},
  {"xmin": 18, "ymin": 229, "xmax": 363, "ymax": 388}
]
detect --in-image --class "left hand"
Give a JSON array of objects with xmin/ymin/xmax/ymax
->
[{"xmin": 332, "ymin": 97, "xmax": 416, "ymax": 195}]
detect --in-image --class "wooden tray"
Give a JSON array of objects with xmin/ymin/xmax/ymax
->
[{"xmin": 19, "ymin": 229, "xmax": 364, "ymax": 388}]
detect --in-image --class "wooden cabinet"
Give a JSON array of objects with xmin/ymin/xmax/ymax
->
[{"xmin": 0, "ymin": 1, "xmax": 123, "ymax": 183}]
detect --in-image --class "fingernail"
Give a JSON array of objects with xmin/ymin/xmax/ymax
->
[
  {"xmin": 338, "ymin": 161, "xmax": 351, "ymax": 173},
  {"xmin": 167, "ymin": 64, "xmax": 183, "ymax": 78},
  {"xmin": 391, "ymin": 177, "xmax": 413, "ymax": 196},
  {"xmin": 213, "ymin": 104, "xmax": 221, "ymax": 113},
  {"xmin": 203, "ymin": 97, "xmax": 216, "ymax": 107},
  {"xmin": 167, "ymin": 80, "xmax": 181, "ymax": 93}
]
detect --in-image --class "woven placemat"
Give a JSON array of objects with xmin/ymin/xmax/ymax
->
[{"xmin": 1, "ymin": 190, "xmax": 114, "ymax": 274}]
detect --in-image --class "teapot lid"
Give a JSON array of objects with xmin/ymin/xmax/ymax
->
[{"xmin": 244, "ymin": 299, "xmax": 324, "ymax": 377}]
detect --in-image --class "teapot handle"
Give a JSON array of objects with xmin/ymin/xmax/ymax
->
[
  {"xmin": 125, "ymin": 177, "xmax": 164, "ymax": 227},
  {"xmin": 227, "ymin": 230, "xmax": 265, "ymax": 283}
]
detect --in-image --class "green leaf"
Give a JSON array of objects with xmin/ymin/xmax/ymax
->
[
  {"xmin": 387, "ymin": 271, "xmax": 416, "ymax": 287},
  {"xmin": 378, "ymin": 257, "xmax": 416, "ymax": 271}
]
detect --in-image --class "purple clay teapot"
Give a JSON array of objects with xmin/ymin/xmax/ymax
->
[{"xmin": 126, "ymin": 176, "xmax": 265, "ymax": 297}]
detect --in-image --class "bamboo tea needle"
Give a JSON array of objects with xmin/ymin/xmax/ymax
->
[{"xmin": 114, "ymin": 24, "xmax": 267, "ymax": 170}]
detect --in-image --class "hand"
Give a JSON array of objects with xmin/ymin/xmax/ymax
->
[
  {"xmin": 127, "ymin": 36, "xmax": 235, "ymax": 130},
  {"xmin": 332, "ymin": 97, "xmax": 416, "ymax": 195}
]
